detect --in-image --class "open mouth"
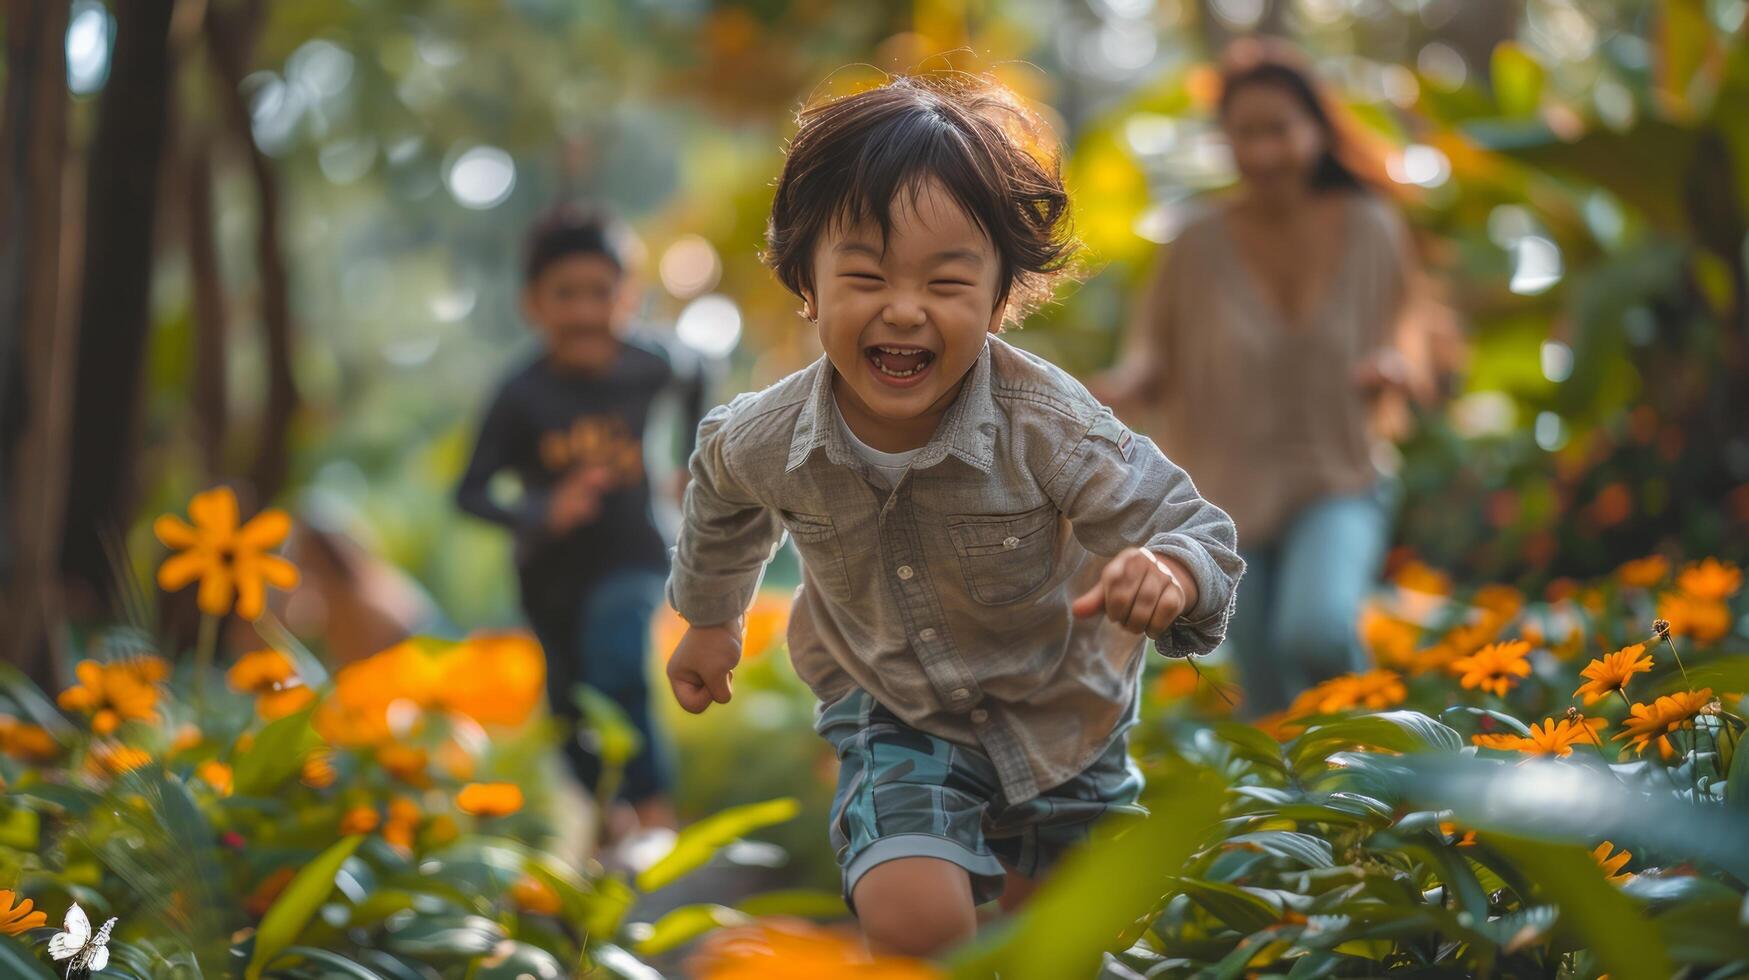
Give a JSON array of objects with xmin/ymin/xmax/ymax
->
[{"xmin": 865, "ymin": 344, "xmax": 936, "ymax": 382}]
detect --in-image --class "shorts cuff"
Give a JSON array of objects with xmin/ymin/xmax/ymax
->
[{"xmin": 843, "ymin": 834, "xmax": 1007, "ymax": 910}]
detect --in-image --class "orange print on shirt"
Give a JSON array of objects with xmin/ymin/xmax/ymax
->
[{"xmin": 539, "ymin": 416, "xmax": 644, "ymax": 488}]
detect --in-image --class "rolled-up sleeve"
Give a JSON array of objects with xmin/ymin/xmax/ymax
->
[
  {"xmin": 1044, "ymin": 410, "xmax": 1245, "ymax": 658},
  {"xmin": 666, "ymin": 403, "xmax": 785, "ymax": 626}
]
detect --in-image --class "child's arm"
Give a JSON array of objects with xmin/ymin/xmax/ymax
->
[
  {"xmin": 454, "ymin": 390, "xmax": 548, "ymax": 532},
  {"xmin": 665, "ymin": 402, "xmax": 784, "ymax": 712},
  {"xmin": 1045, "ymin": 411, "xmax": 1244, "ymax": 658}
]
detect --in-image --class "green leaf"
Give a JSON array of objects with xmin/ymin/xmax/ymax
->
[
  {"xmin": 1725, "ymin": 725, "xmax": 1749, "ymax": 813},
  {"xmin": 1487, "ymin": 835, "xmax": 1673, "ymax": 980},
  {"xmin": 0, "ymin": 806, "xmax": 40, "ymax": 850},
  {"xmin": 1211, "ymin": 722, "xmax": 1288, "ymax": 773},
  {"xmin": 263, "ymin": 946, "xmax": 387, "ymax": 979},
  {"xmin": 0, "ymin": 663, "xmax": 79, "ymax": 735},
  {"xmin": 631, "ymin": 903, "xmax": 752, "ymax": 956},
  {"xmin": 1290, "ymin": 712, "xmax": 1461, "ymax": 769},
  {"xmin": 1176, "ymin": 878, "xmax": 1283, "ymax": 934},
  {"xmin": 380, "ymin": 915, "xmax": 506, "ymax": 960},
  {"xmin": 472, "ymin": 941, "xmax": 567, "ymax": 979},
  {"xmin": 1491, "ymin": 41, "xmax": 1545, "ymax": 117},
  {"xmin": 1222, "ymin": 831, "xmax": 1334, "ymax": 869},
  {"xmin": 232, "ymin": 702, "xmax": 321, "ymax": 798},
  {"xmin": 734, "ymin": 888, "xmax": 848, "ymax": 920},
  {"xmin": 575, "ymin": 685, "xmax": 644, "ymax": 768},
  {"xmin": 1439, "ymin": 705, "xmax": 1532, "ymax": 737},
  {"xmin": 948, "ymin": 768, "xmax": 1226, "ymax": 980},
  {"xmin": 635, "ymin": 797, "xmax": 800, "ymax": 893},
  {"xmin": 0, "ymin": 934, "xmax": 57, "ymax": 979},
  {"xmin": 245, "ymin": 835, "xmax": 364, "ymax": 980}
]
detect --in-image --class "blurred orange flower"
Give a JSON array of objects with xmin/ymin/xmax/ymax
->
[
  {"xmin": 1573, "ymin": 644, "xmax": 1654, "ymax": 706},
  {"xmin": 509, "ymin": 874, "xmax": 562, "ymax": 916},
  {"xmin": 301, "ymin": 749, "xmax": 337, "ymax": 789},
  {"xmin": 198, "ymin": 760, "xmax": 234, "ymax": 796},
  {"xmin": 170, "ymin": 723, "xmax": 204, "ymax": 754},
  {"xmin": 1471, "ymin": 732, "xmax": 1527, "ymax": 750},
  {"xmin": 1590, "ymin": 841, "xmax": 1635, "ymax": 885},
  {"xmin": 1437, "ymin": 821, "xmax": 1477, "ymax": 847},
  {"xmin": 87, "ymin": 742, "xmax": 153, "ymax": 777},
  {"xmin": 1450, "ymin": 640, "xmax": 1533, "ymax": 697},
  {"xmin": 1657, "ymin": 593, "xmax": 1732, "ymax": 645},
  {"xmin": 57, "ymin": 658, "xmax": 166, "ymax": 735},
  {"xmin": 1615, "ymin": 556, "xmax": 1669, "ymax": 589},
  {"xmin": 1614, "ymin": 689, "xmax": 1715, "ymax": 756},
  {"xmin": 1470, "ymin": 584, "xmax": 1524, "ymax": 622},
  {"xmin": 690, "ymin": 919, "xmax": 942, "ymax": 980},
  {"xmin": 1288, "ymin": 670, "xmax": 1405, "ymax": 717},
  {"xmin": 456, "ymin": 782, "xmax": 524, "ymax": 818},
  {"xmin": 1393, "ymin": 560, "xmax": 1453, "ymax": 597},
  {"xmin": 340, "ymin": 806, "xmax": 380, "ymax": 835},
  {"xmin": 1359, "ymin": 605, "xmax": 1418, "ymax": 670},
  {"xmin": 0, "ymin": 714, "xmax": 61, "ymax": 762},
  {"xmin": 432, "ymin": 633, "xmax": 545, "ymax": 727},
  {"xmin": 155, "ymin": 486, "xmax": 300, "ymax": 619},
  {"xmin": 228, "ymin": 649, "xmax": 296, "ymax": 693},
  {"xmin": 0, "ymin": 890, "xmax": 47, "ymax": 936},
  {"xmin": 376, "ymin": 744, "xmax": 431, "ymax": 787},
  {"xmin": 383, "ymin": 796, "xmax": 421, "ymax": 854},
  {"xmin": 256, "ymin": 684, "xmax": 317, "ymax": 720},
  {"xmin": 1677, "ymin": 559, "xmax": 1741, "ymax": 601},
  {"xmin": 244, "ymin": 867, "xmax": 296, "ymax": 918}
]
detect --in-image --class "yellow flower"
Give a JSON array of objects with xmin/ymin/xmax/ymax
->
[
  {"xmin": 301, "ymin": 749, "xmax": 337, "ymax": 789},
  {"xmin": 1657, "ymin": 593, "xmax": 1732, "ymax": 645},
  {"xmin": 1677, "ymin": 559, "xmax": 1741, "ymax": 601},
  {"xmin": 689, "ymin": 920, "xmax": 943, "ymax": 980},
  {"xmin": 1514, "ymin": 717, "xmax": 1607, "ymax": 758},
  {"xmin": 510, "ymin": 874, "xmax": 562, "ymax": 916},
  {"xmin": 1450, "ymin": 640, "xmax": 1533, "ymax": 697},
  {"xmin": 456, "ymin": 782, "xmax": 524, "ymax": 818},
  {"xmin": 227, "ymin": 649, "xmax": 297, "ymax": 693},
  {"xmin": 1590, "ymin": 841, "xmax": 1635, "ymax": 885},
  {"xmin": 154, "ymin": 486, "xmax": 300, "ymax": 619},
  {"xmin": 0, "ymin": 890, "xmax": 47, "ymax": 936},
  {"xmin": 1616, "ymin": 555, "xmax": 1670, "ymax": 589},
  {"xmin": 1614, "ymin": 689, "xmax": 1715, "ymax": 756},
  {"xmin": 57, "ymin": 658, "xmax": 165, "ymax": 734},
  {"xmin": 0, "ymin": 714, "xmax": 61, "ymax": 762},
  {"xmin": 198, "ymin": 760, "xmax": 233, "ymax": 796},
  {"xmin": 339, "ymin": 805, "xmax": 380, "ymax": 835},
  {"xmin": 1573, "ymin": 643, "xmax": 1655, "ymax": 706}
]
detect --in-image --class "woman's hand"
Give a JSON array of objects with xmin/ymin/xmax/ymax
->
[
  {"xmin": 1070, "ymin": 547, "xmax": 1197, "ymax": 638},
  {"xmin": 667, "ymin": 618, "xmax": 743, "ymax": 713}
]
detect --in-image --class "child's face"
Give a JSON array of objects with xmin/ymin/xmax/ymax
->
[
  {"xmin": 808, "ymin": 180, "xmax": 1006, "ymax": 443},
  {"xmin": 522, "ymin": 253, "xmax": 628, "ymax": 373}
]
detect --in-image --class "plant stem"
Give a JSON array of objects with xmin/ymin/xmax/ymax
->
[
  {"xmin": 1656, "ymin": 631, "xmax": 1691, "ymax": 688},
  {"xmin": 194, "ymin": 613, "xmax": 218, "ymax": 713}
]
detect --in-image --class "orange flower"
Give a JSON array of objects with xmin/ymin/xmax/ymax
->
[
  {"xmin": 1438, "ymin": 821, "xmax": 1477, "ymax": 847},
  {"xmin": 1288, "ymin": 670, "xmax": 1406, "ymax": 717},
  {"xmin": 509, "ymin": 874, "xmax": 562, "ymax": 916},
  {"xmin": 1450, "ymin": 640, "xmax": 1533, "ymax": 697},
  {"xmin": 456, "ymin": 782, "xmax": 524, "ymax": 818},
  {"xmin": 1472, "ymin": 732, "xmax": 1528, "ymax": 750},
  {"xmin": 1614, "ymin": 689, "xmax": 1715, "ymax": 756},
  {"xmin": 198, "ymin": 760, "xmax": 234, "ymax": 796},
  {"xmin": 1677, "ymin": 559, "xmax": 1741, "ymax": 601},
  {"xmin": 170, "ymin": 723, "xmax": 204, "ymax": 754},
  {"xmin": 0, "ymin": 715, "xmax": 61, "ymax": 762},
  {"xmin": 436, "ymin": 739, "xmax": 477, "ymax": 781},
  {"xmin": 313, "ymin": 641, "xmax": 441, "ymax": 747},
  {"xmin": 1616, "ymin": 556, "xmax": 1669, "ymax": 589},
  {"xmin": 244, "ymin": 867, "xmax": 296, "ymax": 918},
  {"xmin": 87, "ymin": 741, "xmax": 153, "ymax": 776},
  {"xmin": 340, "ymin": 805, "xmax": 380, "ymax": 835},
  {"xmin": 0, "ymin": 890, "xmax": 47, "ymax": 936},
  {"xmin": 376, "ymin": 744, "xmax": 431, "ymax": 787},
  {"xmin": 1573, "ymin": 643, "xmax": 1655, "ymax": 706},
  {"xmin": 1359, "ymin": 606, "xmax": 1419, "ymax": 670},
  {"xmin": 689, "ymin": 919, "xmax": 943, "ymax": 980},
  {"xmin": 1471, "ymin": 584, "xmax": 1524, "ymax": 622},
  {"xmin": 1514, "ymin": 717, "xmax": 1608, "ymax": 758},
  {"xmin": 1657, "ymin": 593, "xmax": 1732, "ymax": 645},
  {"xmin": 1590, "ymin": 841, "xmax": 1635, "ymax": 885},
  {"xmin": 740, "ymin": 593, "xmax": 792, "ymax": 660},
  {"xmin": 431, "ymin": 633, "xmax": 545, "ymax": 727},
  {"xmin": 256, "ymin": 684, "xmax": 317, "ymax": 721},
  {"xmin": 57, "ymin": 658, "xmax": 165, "ymax": 734},
  {"xmin": 228, "ymin": 649, "xmax": 297, "ymax": 693},
  {"xmin": 383, "ymin": 796, "xmax": 420, "ymax": 854},
  {"xmin": 301, "ymin": 749, "xmax": 337, "ymax": 789},
  {"xmin": 1394, "ymin": 560, "xmax": 1453, "ymax": 596},
  {"xmin": 155, "ymin": 486, "xmax": 300, "ymax": 619}
]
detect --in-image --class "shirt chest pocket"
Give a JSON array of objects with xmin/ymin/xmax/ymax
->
[
  {"xmin": 946, "ymin": 503, "xmax": 1060, "ymax": 605},
  {"xmin": 781, "ymin": 511, "xmax": 852, "ymax": 599}
]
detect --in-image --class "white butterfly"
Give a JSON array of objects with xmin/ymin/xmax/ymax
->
[{"xmin": 46, "ymin": 902, "xmax": 117, "ymax": 977}]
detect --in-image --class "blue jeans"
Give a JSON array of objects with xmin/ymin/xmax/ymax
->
[
  {"xmin": 1225, "ymin": 489, "xmax": 1391, "ymax": 719},
  {"xmin": 521, "ymin": 568, "xmax": 674, "ymax": 803}
]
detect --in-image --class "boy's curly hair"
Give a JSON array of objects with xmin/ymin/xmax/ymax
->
[{"xmin": 764, "ymin": 72, "xmax": 1080, "ymax": 325}]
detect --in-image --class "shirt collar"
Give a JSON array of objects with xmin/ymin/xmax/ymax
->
[{"xmin": 785, "ymin": 340, "xmax": 997, "ymax": 475}]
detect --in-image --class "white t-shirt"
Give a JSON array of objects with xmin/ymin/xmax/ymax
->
[{"xmin": 833, "ymin": 403, "xmax": 923, "ymax": 488}]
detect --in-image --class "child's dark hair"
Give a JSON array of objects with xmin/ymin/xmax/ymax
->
[
  {"xmin": 523, "ymin": 204, "xmax": 636, "ymax": 284},
  {"xmin": 764, "ymin": 73, "xmax": 1079, "ymax": 324}
]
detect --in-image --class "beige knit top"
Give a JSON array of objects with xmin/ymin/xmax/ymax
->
[{"xmin": 1125, "ymin": 191, "xmax": 1411, "ymax": 545}]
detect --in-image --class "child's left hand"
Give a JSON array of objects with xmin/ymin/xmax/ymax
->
[{"xmin": 1071, "ymin": 547, "xmax": 1196, "ymax": 638}]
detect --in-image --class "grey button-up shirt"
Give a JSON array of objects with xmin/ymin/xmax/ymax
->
[{"xmin": 667, "ymin": 336, "xmax": 1244, "ymax": 803}]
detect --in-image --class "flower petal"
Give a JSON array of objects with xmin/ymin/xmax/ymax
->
[
  {"xmin": 197, "ymin": 566, "xmax": 235, "ymax": 617},
  {"xmin": 235, "ymin": 571, "xmax": 266, "ymax": 621},
  {"xmin": 189, "ymin": 487, "xmax": 239, "ymax": 537},
  {"xmin": 237, "ymin": 508, "xmax": 292, "ymax": 550},
  {"xmin": 154, "ymin": 515, "xmax": 199, "ymax": 549},
  {"xmin": 158, "ymin": 549, "xmax": 212, "ymax": 591}
]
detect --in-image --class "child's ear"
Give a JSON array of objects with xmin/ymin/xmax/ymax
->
[{"xmin": 799, "ymin": 287, "xmax": 818, "ymax": 321}]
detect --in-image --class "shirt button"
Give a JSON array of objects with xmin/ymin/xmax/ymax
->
[
  {"xmin": 919, "ymin": 627, "xmax": 937, "ymax": 641},
  {"xmin": 969, "ymin": 708, "xmax": 989, "ymax": 724},
  {"xmin": 1003, "ymin": 536, "xmax": 1020, "ymax": 549},
  {"xmin": 896, "ymin": 565, "xmax": 914, "ymax": 580},
  {"xmin": 950, "ymin": 687, "xmax": 970, "ymax": 701}
]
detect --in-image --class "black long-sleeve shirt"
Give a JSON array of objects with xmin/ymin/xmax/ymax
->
[{"xmin": 455, "ymin": 335, "xmax": 706, "ymax": 585}]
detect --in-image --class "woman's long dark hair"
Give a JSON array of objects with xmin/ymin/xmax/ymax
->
[{"xmin": 1216, "ymin": 40, "xmax": 1388, "ymax": 195}]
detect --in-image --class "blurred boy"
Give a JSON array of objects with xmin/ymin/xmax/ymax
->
[{"xmin": 456, "ymin": 206, "xmax": 704, "ymax": 841}]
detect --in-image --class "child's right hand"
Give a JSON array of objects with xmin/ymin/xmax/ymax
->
[
  {"xmin": 666, "ymin": 619, "xmax": 743, "ymax": 713},
  {"xmin": 546, "ymin": 466, "xmax": 612, "ymax": 532}
]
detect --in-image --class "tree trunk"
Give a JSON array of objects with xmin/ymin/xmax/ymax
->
[
  {"xmin": 206, "ymin": 1, "xmax": 299, "ymax": 505},
  {"xmin": 186, "ymin": 142, "xmax": 230, "ymax": 480},
  {"xmin": 0, "ymin": 0, "xmax": 75, "ymax": 682},
  {"xmin": 59, "ymin": 0, "xmax": 179, "ymax": 615}
]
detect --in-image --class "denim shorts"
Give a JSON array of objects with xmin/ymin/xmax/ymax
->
[{"xmin": 817, "ymin": 688, "xmax": 1146, "ymax": 908}]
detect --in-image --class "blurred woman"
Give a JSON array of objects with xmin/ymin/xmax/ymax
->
[{"xmin": 1096, "ymin": 40, "xmax": 1446, "ymax": 717}]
